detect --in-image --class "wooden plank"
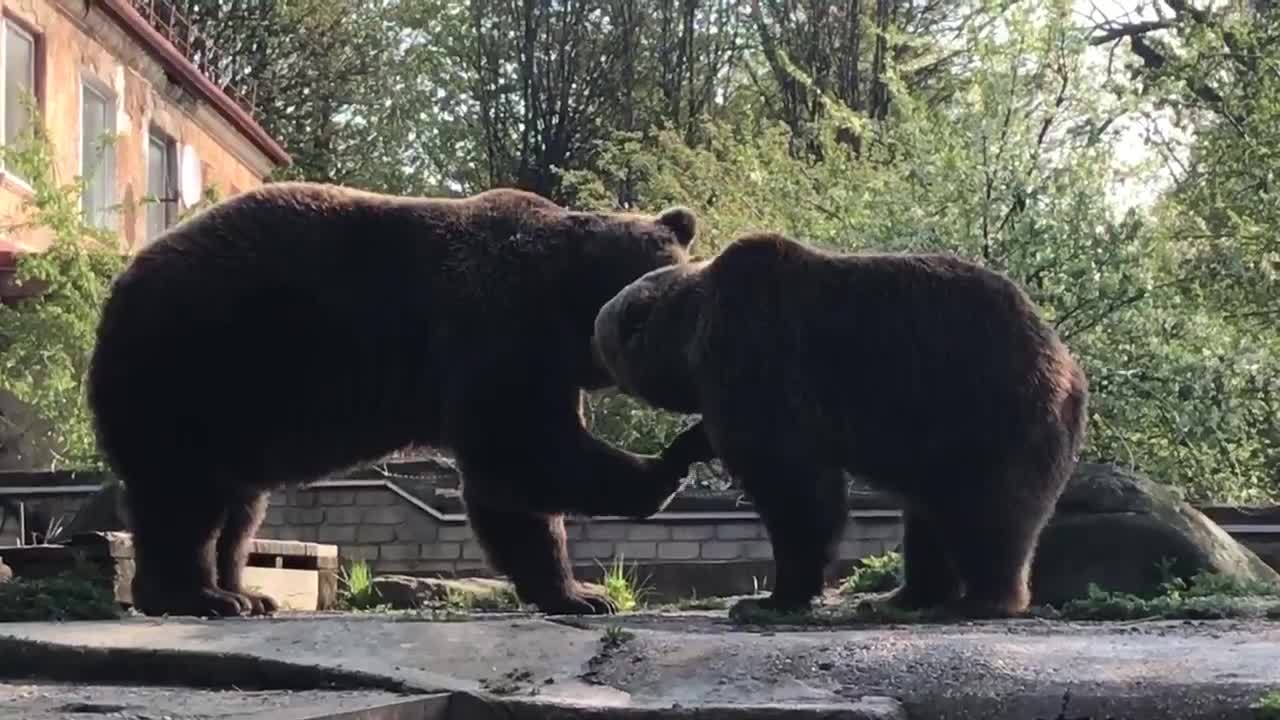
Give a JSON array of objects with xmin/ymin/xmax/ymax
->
[{"xmin": 241, "ymin": 566, "xmax": 319, "ymax": 611}]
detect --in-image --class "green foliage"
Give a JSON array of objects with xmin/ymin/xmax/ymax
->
[
  {"xmin": 0, "ymin": 113, "xmax": 125, "ymax": 468},
  {"xmin": 598, "ymin": 554, "xmax": 651, "ymax": 613},
  {"xmin": 1254, "ymin": 691, "xmax": 1280, "ymax": 720},
  {"xmin": 600, "ymin": 623, "xmax": 635, "ymax": 649},
  {"xmin": 583, "ymin": 390, "xmax": 688, "ymax": 456},
  {"xmin": 839, "ymin": 551, "xmax": 904, "ymax": 594},
  {"xmin": 0, "ymin": 571, "xmax": 121, "ymax": 622},
  {"xmin": 1054, "ymin": 572, "xmax": 1280, "ymax": 621},
  {"xmin": 564, "ymin": 0, "xmax": 1280, "ymax": 502},
  {"xmin": 3, "ymin": 0, "xmax": 1268, "ymax": 501},
  {"xmin": 337, "ymin": 559, "xmax": 384, "ymax": 611}
]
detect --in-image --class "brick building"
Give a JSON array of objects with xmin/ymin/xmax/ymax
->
[
  {"xmin": 0, "ymin": 0, "xmax": 289, "ymax": 468},
  {"xmin": 0, "ymin": 0, "xmax": 289, "ymax": 258}
]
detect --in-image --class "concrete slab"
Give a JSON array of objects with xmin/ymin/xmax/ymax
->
[
  {"xmin": 0, "ymin": 612, "xmax": 1276, "ymax": 719},
  {"xmin": 0, "ymin": 681, "xmax": 435, "ymax": 720}
]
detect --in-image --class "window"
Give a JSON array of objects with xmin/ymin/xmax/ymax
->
[
  {"xmin": 146, "ymin": 130, "xmax": 178, "ymax": 242},
  {"xmin": 81, "ymin": 80, "xmax": 116, "ymax": 230},
  {"xmin": 2, "ymin": 18, "xmax": 38, "ymax": 176}
]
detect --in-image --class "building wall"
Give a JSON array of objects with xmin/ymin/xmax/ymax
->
[
  {"xmin": 0, "ymin": 0, "xmax": 273, "ymax": 252},
  {"xmin": 255, "ymin": 484, "xmax": 905, "ymax": 600}
]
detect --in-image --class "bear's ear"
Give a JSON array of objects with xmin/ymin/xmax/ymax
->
[{"xmin": 657, "ymin": 207, "xmax": 697, "ymax": 247}]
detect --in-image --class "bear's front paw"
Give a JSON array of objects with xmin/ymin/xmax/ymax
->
[
  {"xmin": 536, "ymin": 587, "xmax": 618, "ymax": 615},
  {"xmin": 229, "ymin": 590, "xmax": 280, "ymax": 616},
  {"xmin": 133, "ymin": 586, "xmax": 251, "ymax": 619}
]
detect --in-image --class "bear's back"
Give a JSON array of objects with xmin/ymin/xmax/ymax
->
[{"xmin": 696, "ymin": 234, "xmax": 1068, "ymax": 471}]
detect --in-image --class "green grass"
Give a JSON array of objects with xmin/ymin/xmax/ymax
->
[
  {"xmin": 1053, "ymin": 572, "xmax": 1280, "ymax": 622},
  {"xmin": 838, "ymin": 550, "xmax": 903, "ymax": 595},
  {"xmin": 1253, "ymin": 690, "xmax": 1280, "ymax": 720},
  {"xmin": 727, "ymin": 564, "xmax": 1280, "ymax": 627},
  {"xmin": 337, "ymin": 559, "xmax": 386, "ymax": 611},
  {"xmin": 601, "ymin": 623, "xmax": 635, "ymax": 649},
  {"xmin": 0, "ymin": 572, "xmax": 121, "ymax": 622},
  {"xmin": 598, "ymin": 554, "xmax": 651, "ymax": 612}
]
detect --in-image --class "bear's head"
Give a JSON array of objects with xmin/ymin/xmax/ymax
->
[
  {"xmin": 559, "ymin": 205, "xmax": 698, "ymax": 389},
  {"xmin": 592, "ymin": 260, "xmax": 707, "ymax": 414}
]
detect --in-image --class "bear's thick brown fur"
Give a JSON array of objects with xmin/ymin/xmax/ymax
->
[
  {"xmin": 593, "ymin": 233, "xmax": 1089, "ymax": 617},
  {"xmin": 87, "ymin": 181, "xmax": 708, "ymax": 618}
]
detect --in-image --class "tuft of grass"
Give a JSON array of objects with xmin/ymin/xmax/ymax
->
[
  {"xmin": 839, "ymin": 551, "xmax": 903, "ymax": 595},
  {"xmin": 0, "ymin": 572, "xmax": 121, "ymax": 622},
  {"xmin": 601, "ymin": 623, "xmax": 635, "ymax": 649},
  {"xmin": 597, "ymin": 554, "xmax": 651, "ymax": 612},
  {"xmin": 337, "ymin": 559, "xmax": 385, "ymax": 611},
  {"xmin": 1253, "ymin": 690, "xmax": 1280, "ymax": 720}
]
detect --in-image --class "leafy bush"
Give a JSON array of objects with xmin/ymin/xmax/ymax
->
[
  {"xmin": 0, "ymin": 109, "xmax": 124, "ymax": 468},
  {"xmin": 0, "ymin": 572, "xmax": 121, "ymax": 622},
  {"xmin": 839, "ymin": 551, "xmax": 904, "ymax": 594}
]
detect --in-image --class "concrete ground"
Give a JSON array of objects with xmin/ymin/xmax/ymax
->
[{"xmin": 0, "ymin": 611, "xmax": 1276, "ymax": 719}]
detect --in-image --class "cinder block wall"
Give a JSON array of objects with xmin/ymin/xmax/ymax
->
[{"xmin": 256, "ymin": 483, "xmax": 904, "ymax": 598}]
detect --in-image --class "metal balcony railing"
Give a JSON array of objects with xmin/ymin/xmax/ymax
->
[{"xmin": 125, "ymin": 0, "xmax": 261, "ymax": 119}]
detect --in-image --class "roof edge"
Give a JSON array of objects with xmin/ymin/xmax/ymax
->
[{"xmin": 96, "ymin": 0, "xmax": 292, "ymax": 168}]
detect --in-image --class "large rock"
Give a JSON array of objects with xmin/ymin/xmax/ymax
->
[
  {"xmin": 1030, "ymin": 463, "xmax": 1280, "ymax": 605},
  {"xmin": 0, "ymin": 559, "xmax": 11, "ymax": 584},
  {"xmin": 369, "ymin": 575, "xmax": 524, "ymax": 611}
]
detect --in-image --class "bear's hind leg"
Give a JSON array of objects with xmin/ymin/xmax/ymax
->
[
  {"xmin": 937, "ymin": 466, "xmax": 1062, "ymax": 618},
  {"xmin": 466, "ymin": 504, "xmax": 615, "ymax": 615},
  {"xmin": 881, "ymin": 504, "xmax": 964, "ymax": 610},
  {"xmin": 731, "ymin": 465, "xmax": 847, "ymax": 617},
  {"xmin": 125, "ymin": 484, "xmax": 248, "ymax": 618},
  {"xmin": 216, "ymin": 491, "xmax": 279, "ymax": 616}
]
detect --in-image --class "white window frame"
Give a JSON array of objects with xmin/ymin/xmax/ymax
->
[
  {"xmin": 145, "ymin": 127, "xmax": 179, "ymax": 243},
  {"xmin": 1, "ymin": 17, "xmax": 38, "ymax": 186},
  {"xmin": 79, "ymin": 75, "xmax": 118, "ymax": 231}
]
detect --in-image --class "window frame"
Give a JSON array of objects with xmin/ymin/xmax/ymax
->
[
  {"xmin": 79, "ymin": 74, "xmax": 118, "ymax": 231},
  {"xmin": 0, "ymin": 13, "xmax": 44, "ymax": 187},
  {"xmin": 145, "ymin": 126, "xmax": 179, "ymax": 242}
]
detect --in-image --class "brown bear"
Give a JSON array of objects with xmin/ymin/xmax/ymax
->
[
  {"xmin": 592, "ymin": 232, "xmax": 1089, "ymax": 618},
  {"xmin": 86, "ymin": 182, "xmax": 709, "ymax": 618}
]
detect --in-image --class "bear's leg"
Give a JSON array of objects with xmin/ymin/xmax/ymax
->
[
  {"xmin": 466, "ymin": 503, "xmax": 615, "ymax": 615},
  {"xmin": 937, "ymin": 477, "xmax": 1056, "ymax": 618},
  {"xmin": 215, "ymin": 491, "xmax": 279, "ymax": 616},
  {"xmin": 731, "ymin": 466, "xmax": 847, "ymax": 616},
  {"xmin": 882, "ymin": 504, "xmax": 964, "ymax": 610},
  {"xmin": 125, "ymin": 484, "xmax": 249, "ymax": 618}
]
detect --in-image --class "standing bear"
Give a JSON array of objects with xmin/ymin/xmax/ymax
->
[
  {"xmin": 87, "ymin": 182, "xmax": 709, "ymax": 618},
  {"xmin": 593, "ymin": 232, "xmax": 1089, "ymax": 618}
]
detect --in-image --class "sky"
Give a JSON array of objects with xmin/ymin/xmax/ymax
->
[{"xmin": 1074, "ymin": 0, "xmax": 1193, "ymax": 212}]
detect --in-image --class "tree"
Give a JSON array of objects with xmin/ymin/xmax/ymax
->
[
  {"xmin": 0, "ymin": 119, "xmax": 125, "ymax": 468},
  {"xmin": 571, "ymin": 0, "xmax": 1280, "ymax": 501}
]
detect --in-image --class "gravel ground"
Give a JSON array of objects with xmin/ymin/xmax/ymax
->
[
  {"xmin": 1, "ymin": 612, "xmax": 1276, "ymax": 719},
  {"xmin": 0, "ymin": 681, "xmax": 411, "ymax": 720},
  {"xmin": 571, "ymin": 615, "xmax": 1280, "ymax": 720}
]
